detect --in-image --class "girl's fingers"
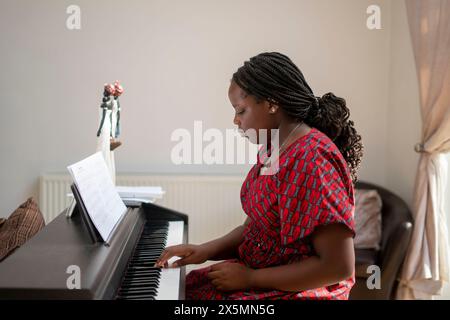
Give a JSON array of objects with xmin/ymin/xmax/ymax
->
[
  {"xmin": 155, "ymin": 245, "xmax": 191, "ymax": 267},
  {"xmin": 207, "ymin": 271, "xmax": 221, "ymax": 279},
  {"xmin": 170, "ymin": 250, "xmax": 196, "ymax": 267},
  {"xmin": 156, "ymin": 246, "xmax": 179, "ymax": 266},
  {"xmin": 211, "ymin": 279, "xmax": 221, "ymax": 287},
  {"xmin": 155, "ymin": 249, "xmax": 172, "ymax": 267},
  {"xmin": 171, "ymin": 257, "xmax": 189, "ymax": 268},
  {"xmin": 210, "ymin": 261, "xmax": 228, "ymax": 271}
]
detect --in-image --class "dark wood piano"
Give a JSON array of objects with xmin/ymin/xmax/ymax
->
[{"xmin": 0, "ymin": 202, "xmax": 188, "ymax": 300}]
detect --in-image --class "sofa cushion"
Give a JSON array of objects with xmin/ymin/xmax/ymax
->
[
  {"xmin": 354, "ymin": 189, "xmax": 382, "ymax": 250},
  {"xmin": 0, "ymin": 198, "xmax": 45, "ymax": 261}
]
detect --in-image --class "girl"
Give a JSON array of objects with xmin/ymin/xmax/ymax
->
[{"xmin": 156, "ymin": 52, "xmax": 363, "ymax": 300}]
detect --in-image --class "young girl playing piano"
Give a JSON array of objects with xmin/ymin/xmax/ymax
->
[{"xmin": 156, "ymin": 52, "xmax": 363, "ymax": 300}]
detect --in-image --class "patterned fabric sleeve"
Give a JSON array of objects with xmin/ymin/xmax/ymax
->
[{"xmin": 277, "ymin": 151, "xmax": 355, "ymax": 246}]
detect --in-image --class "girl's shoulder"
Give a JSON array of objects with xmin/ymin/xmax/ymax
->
[
  {"xmin": 278, "ymin": 128, "xmax": 352, "ymax": 187},
  {"xmin": 280, "ymin": 127, "xmax": 343, "ymax": 169}
]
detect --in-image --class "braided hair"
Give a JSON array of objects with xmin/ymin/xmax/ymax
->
[{"xmin": 232, "ymin": 52, "xmax": 363, "ymax": 184}]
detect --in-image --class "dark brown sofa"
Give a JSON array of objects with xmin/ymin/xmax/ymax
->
[{"xmin": 349, "ymin": 181, "xmax": 414, "ymax": 300}]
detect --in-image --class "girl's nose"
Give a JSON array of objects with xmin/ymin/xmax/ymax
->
[{"xmin": 233, "ymin": 115, "xmax": 240, "ymax": 126}]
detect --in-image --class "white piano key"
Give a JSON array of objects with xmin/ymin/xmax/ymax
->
[
  {"xmin": 166, "ymin": 221, "xmax": 184, "ymax": 265},
  {"xmin": 154, "ymin": 268, "xmax": 180, "ymax": 300},
  {"xmin": 155, "ymin": 221, "xmax": 184, "ymax": 300}
]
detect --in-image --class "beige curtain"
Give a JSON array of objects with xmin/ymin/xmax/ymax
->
[{"xmin": 397, "ymin": 0, "xmax": 450, "ymax": 299}]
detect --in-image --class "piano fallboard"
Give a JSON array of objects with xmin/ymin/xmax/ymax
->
[{"xmin": 0, "ymin": 202, "xmax": 188, "ymax": 299}]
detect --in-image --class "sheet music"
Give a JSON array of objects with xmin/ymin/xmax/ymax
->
[
  {"xmin": 67, "ymin": 152, "xmax": 127, "ymax": 243},
  {"xmin": 115, "ymin": 186, "xmax": 165, "ymax": 199}
]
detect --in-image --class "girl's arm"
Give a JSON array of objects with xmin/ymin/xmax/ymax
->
[
  {"xmin": 249, "ymin": 223, "xmax": 355, "ymax": 292},
  {"xmin": 204, "ymin": 217, "xmax": 250, "ymax": 261}
]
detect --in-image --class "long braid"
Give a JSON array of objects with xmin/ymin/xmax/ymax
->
[{"xmin": 232, "ymin": 52, "xmax": 364, "ymax": 184}]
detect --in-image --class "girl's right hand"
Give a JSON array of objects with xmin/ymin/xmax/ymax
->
[{"xmin": 154, "ymin": 244, "xmax": 211, "ymax": 268}]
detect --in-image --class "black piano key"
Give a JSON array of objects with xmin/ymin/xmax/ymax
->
[
  {"xmin": 120, "ymin": 285, "xmax": 159, "ymax": 292},
  {"xmin": 124, "ymin": 273, "xmax": 160, "ymax": 279},
  {"xmin": 124, "ymin": 270, "xmax": 160, "ymax": 276},
  {"xmin": 138, "ymin": 238, "xmax": 167, "ymax": 243},
  {"xmin": 124, "ymin": 271, "xmax": 161, "ymax": 277},
  {"xmin": 121, "ymin": 280, "xmax": 159, "ymax": 286},
  {"xmin": 131, "ymin": 253, "xmax": 162, "ymax": 258},
  {"xmin": 140, "ymin": 234, "xmax": 167, "ymax": 238},
  {"xmin": 136, "ymin": 243, "xmax": 165, "ymax": 247},
  {"xmin": 124, "ymin": 273, "xmax": 160, "ymax": 280},
  {"xmin": 125, "ymin": 268, "xmax": 157, "ymax": 274},
  {"xmin": 117, "ymin": 295, "xmax": 155, "ymax": 300},
  {"xmin": 136, "ymin": 242, "xmax": 166, "ymax": 246},
  {"xmin": 119, "ymin": 286, "xmax": 158, "ymax": 293},
  {"xmin": 121, "ymin": 282, "xmax": 159, "ymax": 289},
  {"xmin": 129, "ymin": 260, "xmax": 158, "ymax": 265},
  {"xmin": 125, "ymin": 268, "xmax": 161, "ymax": 274},
  {"xmin": 129, "ymin": 260, "xmax": 158, "ymax": 264},
  {"xmin": 129, "ymin": 263, "xmax": 159, "ymax": 268},
  {"xmin": 122, "ymin": 276, "xmax": 160, "ymax": 281},
  {"xmin": 129, "ymin": 257, "xmax": 161, "ymax": 261},
  {"xmin": 129, "ymin": 260, "xmax": 159, "ymax": 265},
  {"xmin": 118, "ymin": 289, "xmax": 157, "ymax": 297},
  {"xmin": 135, "ymin": 246, "xmax": 165, "ymax": 250}
]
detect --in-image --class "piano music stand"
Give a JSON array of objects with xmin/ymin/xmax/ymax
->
[{"xmin": 70, "ymin": 184, "xmax": 103, "ymax": 244}]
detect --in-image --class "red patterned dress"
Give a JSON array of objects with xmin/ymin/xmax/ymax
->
[{"xmin": 185, "ymin": 127, "xmax": 356, "ymax": 300}]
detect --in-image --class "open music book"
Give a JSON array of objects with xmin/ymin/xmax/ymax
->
[{"xmin": 67, "ymin": 152, "xmax": 127, "ymax": 244}]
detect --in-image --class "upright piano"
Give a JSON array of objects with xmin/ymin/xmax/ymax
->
[{"xmin": 0, "ymin": 202, "xmax": 188, "ymax": 299}]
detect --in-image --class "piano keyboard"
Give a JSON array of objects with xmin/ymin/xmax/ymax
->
[{"xmin": 116, "ymin": 220, "xmax": 184, "ymax": 300}]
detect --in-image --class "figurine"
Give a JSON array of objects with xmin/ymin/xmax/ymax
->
[
  {"xmin": 96, "ymin": 81, "xmax": 124, "ymax": 184},
  {"xmin": 111, "ymin": 80, "xmax": 123, "ymax": 150}
]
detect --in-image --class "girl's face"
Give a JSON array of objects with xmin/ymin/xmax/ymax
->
[{"xmin": 228, "ymin": 81, "xmax": 279, "ymax": 144}]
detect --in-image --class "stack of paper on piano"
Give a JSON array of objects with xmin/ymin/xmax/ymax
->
[{"xmin": 116, "ymin": 186, "xmax": 165, "ymax": 206}]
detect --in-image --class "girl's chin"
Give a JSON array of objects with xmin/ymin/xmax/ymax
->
[{"xmin": 246, "ymin": 136, "xmax": 259, "ymax": 145}]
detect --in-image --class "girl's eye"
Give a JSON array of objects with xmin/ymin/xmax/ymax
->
[{"xmin": 236, "ymin": 110, "xmax": 245, "ymax": 115}]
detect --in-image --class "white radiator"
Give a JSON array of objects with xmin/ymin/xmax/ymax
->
[{"xmin": 39, "ymin": 174, "xmax": 247, "ymax": 245}]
